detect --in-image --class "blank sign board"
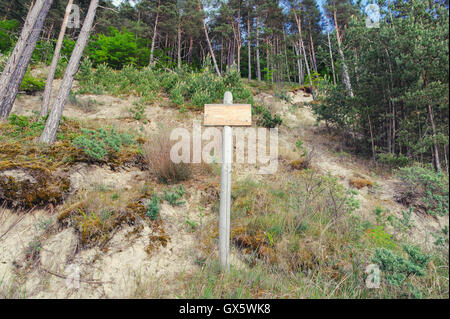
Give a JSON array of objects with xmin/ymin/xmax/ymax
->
[{"xmin": 204, "ymin": 104, "xmax": 252, "ymax": 126}]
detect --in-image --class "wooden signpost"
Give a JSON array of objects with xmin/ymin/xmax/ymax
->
[{"xmin": 204, "ymin": 92, "xmax": 251, "ymax": 271}]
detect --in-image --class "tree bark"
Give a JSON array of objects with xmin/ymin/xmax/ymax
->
[
  {"xmin": 326, "ymin": 19, "xmax": 336, "ymax": 86},
  {"xmin": 177, "ymin": 21, "xmax": 182, "ymax": 70},
  {"xmin": 333, "ymin": 10, "xmax": 353, "ymax": 97},
  {"xmin": 40, "ymin": 0, "xmax": 73, "ymax": 117},
  {"xmin": 198, "ymin": 0, "xmax": 220, "ymax": 76},
  {"xmin": 0, "ymin": 0, "xmax": 52, "ymax": 119},
  {"xmin": 247, "ymin": 14, "xmax": 251, "ymax": 81},
  {"xmin": 40, "ymin": 0, "xmax": 98, "ymax": 144},
  {"xmin": 255, "ymin": 14, "xmax": 261, "ymax": 81},
  {"xmin": 427, "ymin": 102, "xmax": 441, "ymax": 171},
  {"xmin": 149, "ymin": 1, "xmax": 160, "ymax": 66},
  {"xmin": 293, "ymin": 9, "xmax": 314, "ymax": 98}
]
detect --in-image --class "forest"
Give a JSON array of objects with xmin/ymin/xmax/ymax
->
[{"xmin": 0, "ymin": 0, "xmax": 448, "ymax": 299}]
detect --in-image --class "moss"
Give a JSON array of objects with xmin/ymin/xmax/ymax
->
[
  {"xmin": 349, "ymin": 178, "xmax": 373, "ymax": 189},
  {"xmin": 145, "ymin": 234, "xmax": 171, "ymax": 255},
  {"xmin": 0, "ymin": 162, "xmax": 70, "ymax": 209},
  {"xmin": 57, "ymin": 191, "xmax": 166, "ymax": 249},
  {"xmin": 290, "ymin": 159, "xmax": 307, "ymax": 170}
]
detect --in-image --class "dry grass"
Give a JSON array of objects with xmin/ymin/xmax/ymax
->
[
  {"xmin": 143, "ymin": 130, "xmax": 192, "ymax": 184},
  {"xmin": 349, "ymin": 178, "xmax": 373, "ymax": 189}
]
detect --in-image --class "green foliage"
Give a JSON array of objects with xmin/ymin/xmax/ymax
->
[
  {"xmin": 8, "ymin": 113, "xmax": 45, "ymax": 137},
  {"xmin": 162, "ymin": 185, "xmax": 185, "ymax": 206},
  {"xmin": 274, "ymin": 89, "xmax": 293, "ymax": 103},
  {"xmin": 366, "ymin": 225, "xmax": 396, "ymax": 249},
  {"xmin": 32, "ymin": 40, "xmax": 54, "ymax": 65},
  {"xmin": 397, "ymin": 165, "xmax": 449, "ymax": 217},
  {"xmin": 372, "ymin": 245, "xmax": 430, "ymax": 287},
  {"xmin": 129, "ymin": 100, "xmax": 146, "ymax": 120},
  {"xmin": 77, "ymin": 63, "xmax": 158, "ymax": 102},
  {"xmin": 0, "ymin": 19, "xmax": 19, "ymax": 53},
  {"xmin": 313, "ymin": 0, "xmax": 449, "ymax": 168},
  {"xmin": 87, "ymin": 27, "xmax": 150, "ymax": 69},
  {"xmin": 19, "ymin": 70, "xmax": 45, "ymax": 93},
  {"xmin": 253, "ymin": 104, "xmax": 282, "ymax": 128},
  {"xmin": 377, "ymin": 153, "xmax": 411, "ymax": 168},
  {"xmin": 77, "ymin": 61, "xmax": 253, "ymax": 108},
  {"xmin": 72, "ymin": 127, "xmax": 135, "ymax": 161},
  {"xmin": 146, "ymin": 196, "xmax": 160, "ymax": 220}
]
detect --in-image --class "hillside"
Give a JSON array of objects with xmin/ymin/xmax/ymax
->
[{"xmin": 0, "ymin": 70, "xmax": 447, "ymax": 298}]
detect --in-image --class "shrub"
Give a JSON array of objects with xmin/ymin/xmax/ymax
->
[
  {"xmin": 254, "ymin": 105, "xmax": 282, "ymax": 128},
  {"xmin": 0, "ymin": 19, "xmax": 19, "ymax": 53},
  {"xmin": 274, "ymin": 89, "xmax": 293, "ymax": 103},
  {"xmin": 162, "ymin": 185, "xmax": 185, "ymax": 206},
  {"xmin": 396, "ymin": 165, "xmax": 449, "ymax": 216},
  {"xmin": 377, "ymin": 153, "xmax": 411, "ymax": 168},
  {"xmin": 371, "ymin": 244, "xmax": 430, "ymax": 287},
  {"xmin": 366, "ymin": 226, "xmax": 396, "ymax": 249},
  {"xmin": 73, "ymin": 127, "xmax": 135, "ymax": 161},
  {"xmin": 142, "ymin": 130, "xmax": 192, "ymax": 184},
  {"xmin": 146, "ymin": 196, "xmax": 160, "ymax": 220},
  {"xmin": 20, "ymin": 71, "xmax": 45, "ymax": 94},
  {"xmin": 68, "ymin": 92, "xmax": 99, "ymax": 113},
  {"xmin": 129, "ymin": 100, "xmax": 146, "ymax": 120},
  {"xmin": 87, "ymin": 27, "xmax": 150, "ymax": 69}
]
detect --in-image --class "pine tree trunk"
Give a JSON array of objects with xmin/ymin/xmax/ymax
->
[
  {"xmin": 427, "ymin": 103, "xmax": 442, "ymax": 171},
  {"xmin": 293, "ymin": 10, "xmax": 314, "ymax": 98},
  {"xmin": 177, "ymin": 22, "xmax": 182, "ymax": 70},
  {"xmin": 309, "ymin": 29, "xmax": 317, "ymax": 72},
  {"xmin": 326, "ymin": 20, "xmax": 336, "ymax": 86},
  {"xmin": 255, "ymin": 14, "xmax": 261, "ymax": 81},
  {"xmin": 40, "ymin": 0, "xmax": 98, "ymax": 144},
  {"xmin": 40, "ymin": 0, "xmax": 73, "ymax": 117},
  {"xmin": 0, "ymin": 0, "xmax": 52, "ymax": 119},
  {"xmin": 247, "ymin": 15, "xmax": 251, "ymax": 81},
  {"xmin": 294, "ymin": 43, "xmax": 303, "ymax": 85},
  {"xmin": 149, "ymin": 3, "xmax": 159, "ymax": 66},
  {"xmin": 198, "ymin": 0, "xmax": 220, "ymax": 76},
  {"xmin": 334, "ymin": 10, "xmax": 353, "ymax": 97}
]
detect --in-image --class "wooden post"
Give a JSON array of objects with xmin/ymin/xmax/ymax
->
[
  {"xmin": 204, "ymin": 93, "xmax": 251, "ymax": 272},
  {"xmin": 219, "ymin": 91, "xmax": 233, "ymax": 271}
]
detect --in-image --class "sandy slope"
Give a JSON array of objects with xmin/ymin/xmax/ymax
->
[{"xmin": 0, "ymin": 86, "xmax": 447, "ymax": 298}]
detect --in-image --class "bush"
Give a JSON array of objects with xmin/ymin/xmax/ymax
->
[
  {"xmin": 73, "ymin": 127, "xmax": 135, "ymax": 161},
  {"xmin": 0, "ymin": 19, "xmax": 19, "ymax": 53},
  {"xmin": 87, "ymin": 27, "xmax": 150, "ymax": 69},
  {"xmin": 377, "ymin": 153, "xmax": 411, "ymax": 168},
  {"xmin": 20, "ymin": 71, "xmax": 45, "ymax": 94},
  {"xmin": 253, "ymin": 104, "xmax": 282, "ymax": 128},
  {"xmin": 371, "ymin": 244, "xmax": 430, "ymax": 287},
  {"xmin": 146, "ymin": 196, "xmax": 160, "ymax": 220},
  {"xmin": 142, "ymin": 130, "xmax": 192, "ymax": 184},
  {"xmin": 396, "ymin": 165, "xmax": 449, "ymax": 217},
  {"xmin": 77, "ymin": 63, "xmax": 159, "ymax": 102}
]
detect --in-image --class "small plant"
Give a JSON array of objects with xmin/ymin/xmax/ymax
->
[
  {"xmin": 185, "ymin": 218, "xmax": 198, "ymax": 232},
  {"xmin": 73, "ymin": 127, "xmax": 135, "ymax": 161},
  {"xmin": 253, "ymin": 105, "xmax": 282, "ymax": 128},
  {"xmin": 20, "ymin": 70, "xmax": 45, "ymax": 94},
  {"xmin": 366, "ymin": 225, "xmax": 396, "ymax": 249},
  {"xmin": 68, "ymin": 92, "xmax": 99, "ymax": 113},
  {"xmin": 146, "ymin": 196, "xmax": 160, "ymax": 220},
  {"xmin": 35, "ymin": 216, "xmax": 53, "ymax": 231},
  {"xmin": 274, "ymin": 89, "xmax": 293, "ymax": 103},
  {"xmin": 163, "ymin": 185, "xmax": 185, "ymax": 206},
  {"xmin": 130, "ymin": 100, "xmax": 146, "ymax": 120}
]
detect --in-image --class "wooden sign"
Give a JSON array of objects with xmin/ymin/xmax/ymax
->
[{"xmin": 204, "ymin": 104, "xmax": 252, "ymax": 126}]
